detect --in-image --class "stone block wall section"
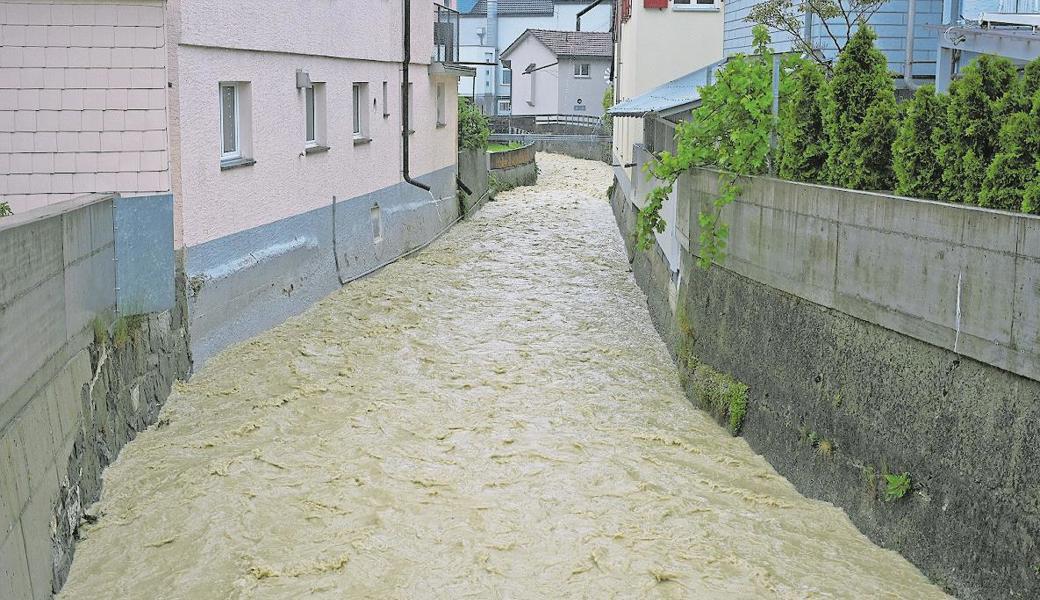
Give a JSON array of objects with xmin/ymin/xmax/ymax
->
[
  {"xmin": 0, "ymin": 193, "xmax": 189, "ymax": 599},
  {"xmin": 0, "ymin": 0, "xmax": 170, "ymax": 214},
  {"xmin": 610, "ymin": 162, "xmax": 1040, "ymax": 599},
  {"xmin": 457, "ymin": 147, "xmax": 490, "ymax": 214}
]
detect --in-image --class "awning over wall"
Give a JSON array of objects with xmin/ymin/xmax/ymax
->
[{"xmin": 608, "ymin": 61, "xmax": 722, "ymax": 117}]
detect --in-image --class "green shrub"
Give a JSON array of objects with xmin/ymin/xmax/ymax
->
[
  {"xmin": 894, "ymin": 85, "xmax": 947, "ymax": 199},
  {"xmin": 777, "ymin": 57, "xmax": 827, "ymax": 182},
  {"xmin": 848, "ymin": 96, "xmax": 899, "ymax": 190},
  {"xmin": 884, "ymin": 472, "xmax": 911, "ymax": 501},
  {"xmin": 980, "ymin": 108, "xmax": 1040, "ymax": 211},
  {"xmin": 822, "ymin": 26, "xmax": 897, "ymax": 190},
  {"xmin": 602, "ymin": 84, "xmax": 614, "ymax": 134},
  {"xmin": 0, "ymin": 201, "xmax": 11, "ymax": 217},
  {"xmin": 939, "ymin": 54, "xmax": 1017, "ymax": 204},
  {"xmin": 691, "ymin": 364, "xmax": 750, "ymax": 436},
  {"xmin": 458, "ymin": 97, "xmax": 490, "ymax": 150}
]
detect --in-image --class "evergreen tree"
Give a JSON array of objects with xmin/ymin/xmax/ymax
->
[
  {"xmin": 457, "ymin": 97, "xmax": 490, "ymax": 150},
  {"xmin": 893, "ymin": 85, "xmax": 947, "ymax": 199},
  {"xmin": 998, "ymin": 56, "xmax": 1040, "ymax": 116},
  {"xmin": 777, "ymin": 58, "xmax": 827, "ymax": 182},
  {"xmin": 980, "ymin": 93, "xmax": 1040, "ymax": 211},
  {"xmin": 848, "ymin": 99, "xmax": 899, "ymax": 190},
  {"xmin": 821, "ymin": 25, "xmax": 897, "ymax": 189},
  {"xmin": 939, "ymin": 54, "xmax": 1017, "ymax": 204}
]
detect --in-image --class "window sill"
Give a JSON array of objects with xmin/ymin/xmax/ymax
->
[
  {"xmin": 574, "ymin": 75, "xmax": 591, "ymax": 79},
  {"xmin": 672, "ymin": 4, "xmax": 719, "ymax": 11},
  {"xmin": 220, "ymin": 157, "xmax": 255, "ymax": 171},
  {"xmin": 304, "ymin": 144, "xmax": 330, "ymax": 155},
  {"xmin": 353, "ymin": 136, "xmax": 372, "ymax": 146}
]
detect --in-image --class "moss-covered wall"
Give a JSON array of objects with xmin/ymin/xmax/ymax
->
[{"xmin": 610, "ymin": 184, "xmax": 1040, "ymax": 600}]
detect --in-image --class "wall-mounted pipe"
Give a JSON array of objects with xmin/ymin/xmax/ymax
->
[
  {"xmin": 904, "ymin": 0, "xmax": 918, "ymax": 88},
  {"xmin": 401, "ymin": 0, "xmax": 431, "ymax": 191},
  {"xmin": 576, "ymin": 0, "xmax": 606, "ymax": 31}
]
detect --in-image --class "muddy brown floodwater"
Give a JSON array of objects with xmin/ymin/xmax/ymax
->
[{"xmin": 59, "ymin": 154, "xmax": 949, "ymax": 600}]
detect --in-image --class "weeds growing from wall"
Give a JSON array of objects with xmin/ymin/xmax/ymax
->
[
  {"xmin": 884, "ymin": 472, "xmax": 912, "ymax": 501},
  {"xmin": 0, "ymin": 202, "xmax": 11, "ymax": 217}
]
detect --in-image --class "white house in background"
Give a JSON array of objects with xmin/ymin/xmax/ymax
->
[
  {"xmin": 459, "ymin": 0, "xmax": 612, "ymax": 115},
  {"xmin": 501, "ymin": 29, "xmax": 612, "ymax": 116}
]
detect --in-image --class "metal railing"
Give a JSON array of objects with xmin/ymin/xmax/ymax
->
[
  {"xmin": 998, "ymin": 0, "xmax": 1040, "ymax": 13},
  {"xmin": 433, "ymin": 4, "xmax": 459, "ymax": 64},
  {"xmin": 489, "ymin": 113, "xmax": 606, "ymax": 136}
]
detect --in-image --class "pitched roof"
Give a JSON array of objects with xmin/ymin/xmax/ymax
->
[
  {"xmin": 502, "ymin": 29, "xmax": 613, "ymax": 59},
  {"xmin": 465, "ymin": 0, "xmax": 554, "ymax": 16}
]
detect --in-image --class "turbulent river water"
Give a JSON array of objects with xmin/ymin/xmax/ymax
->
[{"xmin": 59, "ymin": 154, "xmax": 948, "ymax": 599}]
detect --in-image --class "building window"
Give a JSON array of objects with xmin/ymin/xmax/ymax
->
[
  {"xmin": 220, "ymin": 83, "xmax": 240, "ymax": 160},
  {"xmin": 673, "ymin": 0, "xmax": 717, "ymax": 10},
  {"xmin": 436, "ymin": 83, "xmax": 446, "ymax": 127},
  {"xmin": 382, "ymin": 81, "xmax": 390, "ymax": 118},
  {"xmin": 501, "ymin": 68, "xmax": 512, "ymax": 86},
  {"xmin": 574, "ymin": 63, "xmax": 591, "ymax": 78},
  {"xmin": 498, "ymin": 99, "xmax": 511, "ymax": 113},
  {"xmin": 305, "ymin": 82, "xmax": 327, "ymax": 150},
  {"xmin": 353, "ymin": 82, "xmax": 370, "ymax": 139},
  {"xmin": 220, "ymin": 82, "xmax": 252, "ymax": 167}
]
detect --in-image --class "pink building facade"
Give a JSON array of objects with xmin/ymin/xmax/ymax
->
[{"xmin": 0, "ymin": 0, "xmax": 170, "ymax": 212}]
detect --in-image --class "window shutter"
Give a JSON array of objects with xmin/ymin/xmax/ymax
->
[
  {"xmin": 644, "ymin": 0, "xmax": 668, "ymax": 8},
  {"xmin": 621, "ymin": 0, "xmax": 632, "ymax": 22}
]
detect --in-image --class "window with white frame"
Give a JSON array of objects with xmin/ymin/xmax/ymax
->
[
  {"xmin": 501, "ymin": 68, "xmax": 512, "ymax": 86},
  {"xmin": 498, "ymin": 99, "xmax": 511, "ymax": 113},
  {"xmin": 305, "ymin": 82, "xmax": 327, "ymax": 148},
  {"xmin": 574, "ymin": 63, "xmax": 591, "ymax": 78},
  {"xmin": 353, "ymin": 82, "xmax": 370, "ymax": 139},
  {"xmin": 673, "ymin": 0, "xmax": 717, "ymax": 9},
  {"xmin": 220, "ymin": 82, "xmax": 252, "ymax": 166},
  {"xmin": 436, "ymin": 83, "xmax": 446, "ymax": 127},
  {"xmin": 220, "ymin": 83, "xmax": 240, "ymax": 160}
]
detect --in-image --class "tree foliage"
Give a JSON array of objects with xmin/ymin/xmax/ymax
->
[
  {"xmin": 639, "ymin": 26, "xmax": 774, "ymax": 268},
  {"xmin": 893, "ymin": 85, "xmax": 947, "ymax": 199},
  {"xmin": 602, "ymin": 84, "xmax": 614, "ymax": 134},
  {"xmin": 746, "ymin": 0, "xmax": 888, "ymax": 73},
  {"xmin": 939, "ymin": 54, "xmax": 1017, "ymax": 204},
  {"xmin": 457, "ymin": 97, "xmax": 490, "ymax": 151},
  {"xmin": 777, "ymin": 57, "xmax": 827, "ymax": 182},
  {"xmin": 821, "ymin": 25, "xmax": 896, "ymax": 189},
  {"xmin": 980, "ymin": 97, "xmax": 1040, "ymax": 211}
]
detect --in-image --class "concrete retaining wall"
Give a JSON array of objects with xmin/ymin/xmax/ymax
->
[
  {"xmin": 458, "ymin": 148, "xmax": 490, "ymax": 215},
  {"xmin": 0, "ymin": 196, "xmax": 190, "ymax": 599},
  {"xmin": 185, "ymin": 164, "xmax": 460, "ymax": 367},
  {"xmin": 490, "ymin": 134, "xmax": 611, "ymax": 163},
  {"xmin": 488, "ymin": 143, "xmax": 537, "ymax": 193},
  {"xmin": 611, "ymin": 164, "xmax": 1040, "ymax": 599}
]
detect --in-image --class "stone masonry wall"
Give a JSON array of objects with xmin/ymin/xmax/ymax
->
[{"xmin": 610, "ymin": 184, "xmax": 1040, "ymax": 600}]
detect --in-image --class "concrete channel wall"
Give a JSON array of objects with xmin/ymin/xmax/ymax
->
[
  {"xmin": 489, "ymin": 143, "xmax": 537, "ymax": 192},
  {"xmin": 458, "ymin": 148, "xmax": 491, "ymax": 214},
  {"xmin": 0, "ymin": 196, "xmax": 190, "ymax": 599},
  {"xmin": 490, "ymin": 134, "xmax": 612, "ymax": 164},
  {"xmin": 611, "ymin": 155, "xmax": 1040, "ymax": 600}
]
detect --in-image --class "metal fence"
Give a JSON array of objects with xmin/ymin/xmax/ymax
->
[
  {"xmin": 433, "ymin": 4, "xmax": 459, "ymax": 64},
  {"xmin": 489, "ymin": 113, "xmax": 608, "ymax": 136}
]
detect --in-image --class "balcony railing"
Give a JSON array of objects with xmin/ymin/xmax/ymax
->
[
  {"xmin": 433, "ymin": 4, "xmax": 460, "ymax": 64},
  {"xmin": 997, "ymin": 0, "xmax": 1040, "ymax": 13}
]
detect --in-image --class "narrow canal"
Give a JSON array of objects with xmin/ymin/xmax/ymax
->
[{"xmin": 59, "ymin": 154, "xmax": 947, "ymax": 599}]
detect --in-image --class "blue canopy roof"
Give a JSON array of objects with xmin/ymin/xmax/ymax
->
[{"xmin": 608, "ymin": 61, "xmax": 721, "ymax": 117}]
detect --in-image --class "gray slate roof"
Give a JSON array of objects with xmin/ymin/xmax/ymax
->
[
  {"xmin": 503, "ymin": 29, "xmax": 613, "ymax": 59},
  {"xmin": 466, "ymin": 0, "xmax": 554, "ymax": 16}
]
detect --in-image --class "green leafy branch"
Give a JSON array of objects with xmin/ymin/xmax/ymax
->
[{"xmin": 637, "ymin": 26, "xmax": 775, "ymax": 269}]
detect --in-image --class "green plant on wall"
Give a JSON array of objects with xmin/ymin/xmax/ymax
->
[
  {"xmin": 458, "ymin": 97, "xmax": 490, "ymax": 151},
  {"xmin": 939, "ymin": 54, "xmax": 1017, "ymax": 204},
  {"xmin": 602, "ymin": 84, "xmax": 614, "ymax": 134},
  {"xmin": 821, "ymin": 25, "xmax": 898, "ymax": 190},
  {"xmin": 0, "ymin": 201, "xmax": 11, "ymax": 217},
  {"xmin": 777, "ymin": 56, "xmax": 827, "ymax": 182},
  {"xmin": 884, "ymin": 471, "xmax": 911, "ymax": 501},
  {"xmin": 639, "ymin": 26, "xmax": 774, "ymax": 268},
  {"xmin": 894, "ymin": 85, "xmax": 948, "ymax": 199},
  {"xmin": 980, "ymin": 104, "xmax": 1040, "ymax": 212}
]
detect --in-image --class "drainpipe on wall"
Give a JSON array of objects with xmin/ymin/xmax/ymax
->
[
  {"xmin": 402, "ymin": 0, "xmax": 431, "ymax": 191},
  {"xmin": 904, "ymin": 0, "xmax": 918, "ymax": 89},
  {"xmin": 487, "ymin": 0, "xmax": 498, "ymax": 113}
]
